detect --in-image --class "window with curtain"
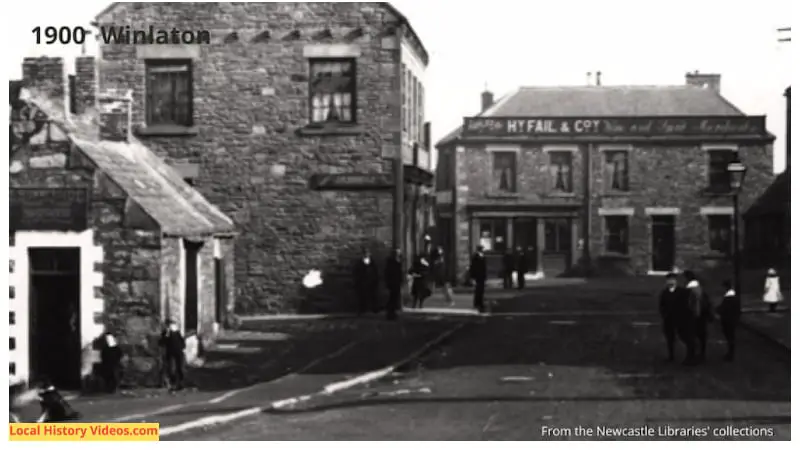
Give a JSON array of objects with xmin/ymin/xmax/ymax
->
[
  {"xmin": 145, "ymin": 60, "xmax": 193, "ymax": 127},
  {"xmin": 309, "ymin": 58, "xmax": 356, "ymax": 125},
  {"xmin": 604, "ymin": 150, "xmax": 629, "ymax": 191},
  {"xmin": 492, "ymin": 151, "xmax": 517, "ymax": 193},
  {"xmin": 604, "ymin": 216, "xmax": 629, "ymax": 254},
  {"xmin": 708, "ymin": 214, "xmax": 732, "ymax": 254},
  {"xmin": 708, "ymin": 150, "xmax": 736, "ymax": 193},
  {"xmin": 549, "ymin": 151, "xmax": 573, "ymax": 193}
]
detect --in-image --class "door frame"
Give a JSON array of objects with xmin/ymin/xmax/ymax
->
[
  {"xmin": 646, "ymin": 208, "xmax": 680, "ymax": 275},
  {"xmin": 10, "ymin": 230, "xmax": 105, "ymax": 386}
]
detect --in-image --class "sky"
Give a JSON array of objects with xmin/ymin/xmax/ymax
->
[{"xmin": 5, "ymin": 0, "xmax": 793, "ymax": 172}]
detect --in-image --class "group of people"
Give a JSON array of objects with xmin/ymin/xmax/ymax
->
[
  {"xmin": 352, "ymin": 238, "xmax": 450, "ymax": 320},
  {"xmin": 659, "ymin": 268, "xmax": 784, "ymax": 365},
  {"xmin": 501, "ymin": 247, "xmax": 531, "ymax": 290}
]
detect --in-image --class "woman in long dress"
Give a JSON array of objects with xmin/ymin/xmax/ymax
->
[{"xmin": 763, "ymin": 268, "xmax": 783, "ymax": 313}]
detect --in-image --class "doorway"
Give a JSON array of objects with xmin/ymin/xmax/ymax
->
[
  {"xmin": 28, "ymin": 248, "xmax": 81, "ymax": 390},
  {"xmin": 214, "ymin": 256, "xmax": 226, "ymax": 325},
  {"xmin": 184, "ymin": 241, "xmax": 202, "ymax": 335},
  {"xmin": 651, "ymin": 215, "xmax": 676, "ymax": 272},
  {"xmin": 542, "ymin": 218, "xmax": 571, "ymax": 277}
]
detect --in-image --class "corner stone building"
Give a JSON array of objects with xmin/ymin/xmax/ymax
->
[
  {"xmin": 436, "ymin": 73, "xmax": 775, "ymax": 280},
  {"xmin": 94, "ymin": 2, "xmax": 433, "ymax": 313},
  {"xmin": 9, "ymin": 57, "xmax": 236, "ymax": 388}
]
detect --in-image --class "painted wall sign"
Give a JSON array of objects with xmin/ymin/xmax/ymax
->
[
  {"xmin": 461, "ymin": 116, "xmax": 768, "ymax": 138},
  {"xmin": 10, "ymin": 188, "xmax": 90, "ymax": 231},
  {"xmin": 309, "ymin": 173, "xmax": 393, "ymax": 191}
]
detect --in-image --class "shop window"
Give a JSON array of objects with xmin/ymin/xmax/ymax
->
[
  {"xmin": 544, "ymin": 219, "xmax": 571, "ymax": 252},
  {"xmin": 478, "ymin": 218, "xmax": 507, "ymax": 253}
]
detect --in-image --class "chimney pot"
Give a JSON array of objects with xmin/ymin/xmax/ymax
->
[
  {"xmin": 685, "ymin": 71, "xmax": 721, "ymax": 93},
  {"xmin": 22, "ymin": 56, "xmax": 68, "ymax": 116},
  {"xmin": 98, "ymin": 90, "xmax": 133, "ymax": 142},
  {"xmin": 481, "ymin": 90, "xmax": 494, "ymax": 113}
]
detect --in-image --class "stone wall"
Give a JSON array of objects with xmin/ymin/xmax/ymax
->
[
  {"xmin": 446, "ymin": 140, "xmax": 774, "ymax": 277},
  {"xmin": 96, "ymin": 2, "xmax": 416, "ymax": 313}
]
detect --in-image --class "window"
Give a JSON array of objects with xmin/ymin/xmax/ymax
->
[
  {"xmin": 401, "ymin": 65, "xmax": 408, "ymax": 132},
  {"xmin": 437, "ymin": 150, "xmax": 454, "ymax": 191},
  {"xmin": 418, "ymin": 83, "xmax": 425, "ymax": 144},
  {"xmin": 309, "ymin": 58, "xmax": 356, "ymax": 125},
  {"xmin": 604, "ymin": 216, "xmax": 629, "ymax": 254},
  {"xmin": 478, "ymin": 218, "xmax": 507, "ymax": 253},
  {"xmin": 549, "ymin": 152, "xmax": 573, "ymax": 193},
  {"xmin": 146, "ymin": 60, "xmax": 193, "ymax": 127},
  {"xmin": 544, "ymin": 219, "xmax": 571, "ymax": 252},
  {"xmin": 604, "ymin": 151, "xmax": 629, "ymax": 191},
  {"xmin": 708, "ymin": 150, "xmax": 736, "ymax": 192},
  {"xmin": 492, "ymin": 151, "xmax": 517, "ymax": 193},
  {"xmin": 708, "ymin": 214, "xmax": 732, "ymax": 254}
]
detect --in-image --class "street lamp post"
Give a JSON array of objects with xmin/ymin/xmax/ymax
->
[{"xmin": 727, "ymin": 158, "xmax": 748, "ymax": 297}]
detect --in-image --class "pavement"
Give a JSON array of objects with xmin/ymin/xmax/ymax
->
[{"xmin": 166, "ymin": 279, "xmax": 791, "ymax": 441}]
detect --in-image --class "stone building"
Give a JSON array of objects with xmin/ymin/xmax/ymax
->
[
  {"xmin": 93, "ymin": 2, "xmax": 434, "ymax": 313},
  {"xmin": 9, "ymin": 56, "xmax": 236, "ymax": 388},
  {"xmin": 435, "ymin": 73, "xmax": 775, "ymax": 280}
]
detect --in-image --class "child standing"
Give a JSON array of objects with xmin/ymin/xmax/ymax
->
[
  {"xmin": 159, "ymin": 320, "xmax": 186, "ymax": 392},
  {"xmin": 763, "ymin": 268, "xmax": 783, "ymax": 313},
  {"xmin": 717, "ymin": 280, "xmax": 741, "ymax": 362}
]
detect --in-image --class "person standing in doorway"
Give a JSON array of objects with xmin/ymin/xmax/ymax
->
[
  {"xmin": 384, "ymin": 247, "xmax": 404, "ymax": 320},
  {"xmin": 99, "ymin": 331, "xmax": 123, "ymax": 393},
  {"xmin": 353, "ymin": 248, "xmax": 380, "ymax": 315},
  {"xmin": 159, "ymin": 320, "xmax": 186, "ymax": 392},
  {"xmin": 502, "ymin": 250, "xmax": 514, "ymax": 289},
  {"xmin": 717, "ymin": 280, "xmax": 741, "ymax": 362},
  {"xmin": 470, "ymin": 246, "xmax": 488, "ymax": 313},
  {"xmin": 763, "ymin": 268, "xmax": 783, "ymax": 313},
  {"xmin": 515, "ymin": 246, "xmax": 528, "ymax": 290}
]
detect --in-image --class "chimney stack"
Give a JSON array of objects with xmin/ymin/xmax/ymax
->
[
  {"xmin": 22, "ymin": 57, "xmax": 68, "ymax": 115},
  {"xmin": 98, "ymin": 89, "xmax": 133, "ymax": 142},
  {"xmin": 481, "ymin": 89, "xmax": 494, "ymax": 113},
  {"xmin": 595, "ymin": 71, "xmax": 602, "ymax": 86},
  {"xmin": 785, "ymin": 86, "xmax": 791, "ymax": 171},
  {"xmin": 685, "ymin": 71, "xmax": 721, "ymax": 93},
  {"xmin": 74, "ymin": 56, "xmax": 97, "ymax": 115}
]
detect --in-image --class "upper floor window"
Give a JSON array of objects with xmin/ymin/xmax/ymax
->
[
  {"xmin": 604, "ymin": 150, "xmax": 629, "ymax": 191},
  {"xmin": 604, "ymin": 215, "xmax": 630, "ymax": 254},
  {"xmin": 708, "ymin": 214, "xmax": 732, "ymax": 254},
  {"xmin": 708, "ymin": 149, "xmax": 736, "ymax": 193},
  {"xmin": 549, "ymin": 151, "xmax": 573, "ymax": 193},
  {"xmin": 145, "ymin": 60, "xmax": 193, "ymax": 127},
  {"xmin": 492, "ymin": 151, "xmax": 517, "ymax": 193},
  {"xmin": 437, "ymin": 150, "xmax": 454, "ymax": 191},
  {"xmin": 309, "ymin": 59, "xmax": 356, "ymax": 125}
]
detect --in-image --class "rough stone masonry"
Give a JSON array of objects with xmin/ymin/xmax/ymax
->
[{"xmin": 95, "ymin": 2, "xmax": 429, "ymax": 313}]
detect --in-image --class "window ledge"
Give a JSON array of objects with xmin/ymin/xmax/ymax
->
[
  {"xmin": 601, "ymin": 191, "xmax": 632, "ymax": 197},
  {"xmin": 598, "ymin": 253, "xmax": 631, "ymax": 260},
  {"xmin": 135, "ymin": 125, "xmax": 198, "ymax": 137},
  {"xmin": 702, "ymin": 188, "xmax": 735, "ymax": 197},
  {"xmin": 296, "ymin": 124, "xmax": 365, "ymax": 137},
  {"xmin": 485, "ymin": 192, "xmax": 520, "ymax": 199},
  {"xmin": 547, "ymin": 192, "xmax": 577, "ymax": 198}
]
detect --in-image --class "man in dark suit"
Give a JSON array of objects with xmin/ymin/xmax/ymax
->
[
  {"xmin": 717, "ymin": 280, "xmax": 740, "ymax": 362},
  {"xmin": 384, "ymin": 247, "xmax": 404, "ymax": 320},
  {"xmin": 515, "ymin": 246, "xmax": 528, "ymax": 290},
  {"xmin": 354, "ymin": 248, "xmax": 380, "ymax": 315},
  {"xmin": 502, "ymin": 250, "xmax": 514, "ymax": 289},
  {"xmin": 659, "ymin": 273, "xmax": 692, "ymax": 363},
  {"xmin": 684, "ymin": 270, "xmax": 712, "ymax": 364},
  {"xmin": 470, "ymin": 246, "xmax": 488, "ymax": 313}
]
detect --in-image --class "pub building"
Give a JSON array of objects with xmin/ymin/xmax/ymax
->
[
  {"xmin": 9, "ymin": 57, "xmax": 236, "ymax": 389},
  {"xmin": 435, "ymin": 72, "xmax": 776, "ymax": 281}
]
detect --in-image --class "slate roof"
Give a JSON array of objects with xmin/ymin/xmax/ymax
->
[
  {"xmin": 20, "ymin": 87, "xmax": 236, "ymax": 237},
  {"xmin": 436, "ymin": 85, "xmax": 747, "ymax": 148},
  {"xmin": 744, "ymin": 170, "xmax": 790, "ymax": 217}
]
